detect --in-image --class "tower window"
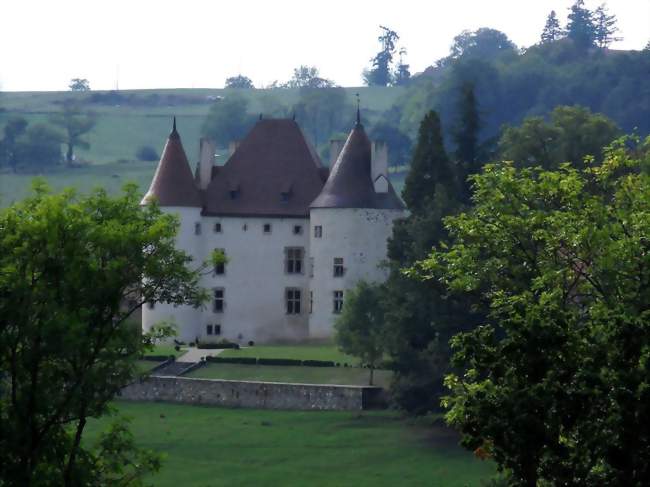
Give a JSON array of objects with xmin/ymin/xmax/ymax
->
[
  {"xmin": 333, "ymin": 290, "xmax": 344, "ymax": 314},
  {"xmin": 214, "ymin": 248, "xmax": 226, "ymax": 275},
  {"xmin": 293, "ymin": 225, "xmax": 302, "ymax": 235},
  {"xmin": 285, "ymin": 247, "xmax": 304, "ymax": 274},
  {"xmin": 214, "ymin": 222, "xmax": 222, "ymax": 233},
  {"xmin": 263, "ymin": 223, "xmax": 272, "ymax": 234},
  {"xmin": 286, "ymin": 288, "xmax": 301, "ymax": 314},
  {"xmin": 206, "ymin": 324, "xmax": 213, "ymax": 335},
  {"xmin": 333, "ymin": 258, "xmax": 345, "ymax": 277},
  {"xmin": 206, "ymin": 324, "xmax": 222, "ymax": 335},
  {"xmin": 147, "ymin": 301, "xmax": 155, "ymax": 310},
  {"xmin": 314, "ymin": 225, "xmax": 322, "ymax": 238},
  {"xmin": 309, "ymin": 291, "xmax": 313, "ymax": 314},
  {"xmin": 213, "ymin": 288, "xmax": 225, "ymax": 313},
  {"xmin": 309, "ymin": 257, "xmax": 314, "ymax": 278},
  {"xmin": 194, "ymin": 222, "xmax": 202, "ymax": 235}
]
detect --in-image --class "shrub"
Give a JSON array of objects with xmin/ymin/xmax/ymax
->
[
  {"xmin": 301, "ymin": 360, "xmax": 336, "ymax": 367},
  {"xmin": 257, "ymin": 358, "xmax": 302, "ymax": 366},
  {"xmin": 207, "ymin": 357, "xmax": 257, "ymax": 365},
  {"xmin": 248, "ymin": 340, "xmax": 255, "ymax": 346},
  {"xmin": 136, "ymin": 145, "xmax": 159, "ymax": 162},
  {"xmin": 197, "ymin": 342, "xmax": 240, "ymax": 349}
]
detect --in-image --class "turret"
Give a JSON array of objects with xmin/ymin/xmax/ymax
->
[{"xmin": 308, "ymin": 113, "xmax": 405, "ymax": 338}]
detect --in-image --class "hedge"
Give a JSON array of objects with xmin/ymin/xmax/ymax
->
[
  {"xmin": 257, "ymin": 358, "xmax": 303, "ymax": 366},
  {"xmin": 206, "ymin": 356, "xmax": 257, "ymax": 365},
  {"xmin": 301, "ymin": 359, "xmax": 336, "ymax": 367},
  {"xmin": 197, "ymin": 342, "xmax": 240, "ymax": 349},
  {"xmin": 140, "ymin": 355, "xmax": 174, "ymax": 362}
]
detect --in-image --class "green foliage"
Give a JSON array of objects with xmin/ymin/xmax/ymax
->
[
  {"xmin": 364, "ymin": 26, "xmax": 400, "ymax": 87},
  {"xmin": 69, "ymin": 78, "xmax": 90, "ymax": 92},
  {"xmin": 224, "ymin": 74, "xmax": 255, "ymax": 89},
  {"xmin": 541, "ymin": 10, "xmax": 564, "ymax": 44},
  {"xmin": 593, "ymin": 3, "xmax": 620, "ymax": 48},
  {"xmin": 293, "ymin": 87, "xmax": 351, "ymax": 147},
  {"xmin": 419, "ymin": 139, "xmax": 650, "ymax": 485},
  {"xmin": 368, "ymin": 121, "xmax": 412, "ymax": 167},
  {"xmin": 499, "ymin": 105, "xmax": 619, "ymax": 168},
  {"xmin": 201, "ymin": 95, "xmax": 255, "ymax": 147},
  {"xmin": 49, "ymin": 101, "xmax": 97, "ymax": 164},
  {"xmin": 17, "ymin": 123, "xmax": 63, "ymax": 170},
  {"xmin": 283, "ymin": 66, "xmax": 334, "ymax": 89},
  {"xmin": 567, "ymin": 0, "xmax": 597, "ymax": 49},
  {"xmin": 0, "ymin": 183, "xmax": 210, "ymax": 486},
  {"xmin": 453, "ymin": 81, "xmax": 481, "ymax": 196},
  {"xmin": 334, "ymin": 281, "xmax": 387, "ymax": 385},
  {"xmin": 135, "ymin": 145, "xmax": 159, "ymax": 162}
]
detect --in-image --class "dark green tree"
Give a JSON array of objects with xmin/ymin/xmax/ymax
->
[
  {"xmin": 541, "ymin": 10, "xmax": 563, "ymax": 44},
  {"xmin": 421, "ymin": 138, "xmax": 650, "ymax": 486},
  {"xmin": 202, "ymin": 95, "xmax": 255, "ymax": 147},
  {"xmin": 393, "ymin": 48, "xmax": 411, "ymax": 86},
  {"xmin": 49, "ymin": 101, "xmax": 97, "ymax": 165},
  {"xmin": 445, "ymin": 28, "xmax": 517, "ymax": 64},
  {"xmin": 0, "ymin": 183, "xmax": 220, "ymax": 486},
  {"xmin": 225, "ymin": 74, "xmax": 255, "ymax": 89},
  {"xmin": 364, "ymin": 26, "xmax": 399, "ymax": 86},
  {"xmin": 284, "ymin": 66, "xmax": 334, "ymax": 88},
  {"xmin": 453, "ymin": 81, "xmax": 481, "ymax": 197},
  {"xmin": 68, "ymin": 78, "xmax": 90, "ymax": 91},
  {"xmin": 566, "ymin": 0, "xmax": 596, "ymax": 49},
  {"xmin": 18, "ymin": 123, "xmax": 63, "ymax": 170},
  {"xmin": 334, "ymin": 281, "xmax": 387, "ymax": 385},
  {"xmin": 0, "ymin": 117, "xmax": 28, "ymax": 172},
  {"xmin": 593, "ymin": 3, "xmax": 621, "ymax": 48},
  {"xmin": 293, "ymin": 87, "xmax": 350, "ymax": 147}
]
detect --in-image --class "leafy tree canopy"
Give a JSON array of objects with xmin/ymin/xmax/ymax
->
[
  {"xmin": 283, "ymin": 66, "xmax": 334, "ymax": 89},
  {"xmin": 69, "ymin": 78, "xmax": 90, "ymax": 91},
  {"xmin": 0, "ymin": 183, "xmax": 220, "ymax": 486},
  {"xmin": 201, "ymin": 95, "xmax": 255, "ymax": 147},
  {"xmin": 418, "ymin": 138, "xmax": 650, "ymax": 485},
  {"xmin": 225, "ymin": 74, "xmax": 255, "ymax": 89},
  {"xmin": 49, "ymin": 101, "xmax": 97, "ymax": 165}
]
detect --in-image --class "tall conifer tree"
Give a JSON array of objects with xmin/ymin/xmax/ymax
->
[
  {"xmin": 566, "ymin": 0, "xmax": 596, "ymax": 49},
  {"xmin": 453, "ymin": 82, "xmax": 481, "ymax": 199},
  {"xmin": 541, "ymin": 10, "xmax": 563, "ymax": 44}
]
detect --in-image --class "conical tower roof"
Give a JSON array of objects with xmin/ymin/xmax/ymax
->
[
  {"xmin": 141, "ymin": 119, "xmax": 201, "ymax": 207},
  {"xmin": 310, "ymin": 121, "xmax": 404, "ymax": 210}
]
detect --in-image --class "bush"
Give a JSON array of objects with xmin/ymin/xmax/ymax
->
[
  {"xmin": 248, "ymin": 340, "xmax": 255, "ymax": 346},
  {"xmin": 206, "ymin": 356, "xmax": 257, "ymax": 365},
  {"xmin": 197, "ymin": 342, "xmax": 240, "ymax": 349},
  {"xmin": 257, "ymin": 358, "xmax": 303, "ymax": 366},
  {"xmin": 301, "ymin": 360, "xmax": 336, "ymax": 367},
  {"xmin": 141, "ymin": 355, "xmax": 174, "ymax": 362},
  {"xmin": 136, "ymin": 145, "xmax": 159, "ymax": 162}
]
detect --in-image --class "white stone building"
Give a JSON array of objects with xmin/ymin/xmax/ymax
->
[{"xmin": 141, "ymin": 114, "xmax": 405, "ymax": 344}]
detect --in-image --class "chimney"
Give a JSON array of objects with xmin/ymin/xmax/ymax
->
[
  {"xmin": 198, "ymin": 138, "xmax": 216, "ymax": 190},
  {"xmin": 228, "ymin": 141, "xmax": 240, "ymax": 156},
  {"xmin": 329, "ymin": 139, "xmax": 345, "ymax": 166},
  {"xmin": 371, "ymin": 141, "xmax": 389, "ymax": 193}
]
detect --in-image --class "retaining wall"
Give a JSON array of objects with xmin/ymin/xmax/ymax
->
[{"xmin": 119, "ymin": 376, "xmax": 386, "ymax": 411}]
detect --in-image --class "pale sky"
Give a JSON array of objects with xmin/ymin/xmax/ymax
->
[{"xmin": 1, "ymin": 0, "xmax": 648, "ymax": 91}]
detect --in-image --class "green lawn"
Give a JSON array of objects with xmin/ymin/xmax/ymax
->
[
  {"xmin": 135, "ymin": 360, "xmax": 163, "ymax": 373},
  {"xmin": 220, "ymin": 344, "xmax": 356, "ymax": 365},
  {"xmin": 186, "ymin": 363, "xmax": 392, "ymax": 387},
  {"xmin": 144, "ymin": 345, "xmax": 185, "ymax": 359},
  {"xmin": 84, "ymin": 401, "xmax": 494, "ymax": 486}
]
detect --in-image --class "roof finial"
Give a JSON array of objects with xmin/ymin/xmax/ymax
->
[
  {"xmin": 259, "ymin": 113, "xmax": 263, "ymax": 120},
  {"xmin": 292, "ymin": 111, "xmax": 296, "ymax": 121},
  {"xmin": 172, "ymin": 116, "xmax": 177, "ymax": 133},
  {"xmin": 355, "ymin": 93, "xmax": 361, "ymax": 125}
]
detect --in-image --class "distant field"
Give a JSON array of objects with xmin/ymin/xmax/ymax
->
[
  {"xmin": 187, "ymin": 363, "xmax": 391, "ymax": 387},
  {"xmin": 84, "ymin": 401, "xmax": 494, "ymax": 487},
  {"xmin": 220, "ymin": 344, "xmax": 356, "ymax": 364}
]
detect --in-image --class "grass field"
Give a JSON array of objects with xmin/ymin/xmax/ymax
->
[
  {"xmin": 144, "ymin": 345, "xmax": 185, "ymax": 359},
  {"xmin": 186, "ymin": 363, "xmax": 391, "ymax": 387},
  {"xmin": 84, "ymin": 401, "xmax": 494, "ymax": 486},
  {"xmin": 220, "ymin": 344, "xmax": 356, "ymax": 364}
]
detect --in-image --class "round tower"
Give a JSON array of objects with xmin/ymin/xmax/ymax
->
[
  {"xmin": 141, "ymin": 119, "xmax": 203, "ymax": 343},
  {"xmin": 308, "ymin": 115, "xmax": 405, "ymax": 339}
]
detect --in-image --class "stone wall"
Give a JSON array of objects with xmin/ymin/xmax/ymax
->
[{"xmin": 119, "ymin": 376, "xmax": 386, "ymax": 411}]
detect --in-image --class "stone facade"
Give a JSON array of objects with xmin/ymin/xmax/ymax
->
[{"xmin": 119, "ymin": 376, "xmax": 386, "ymax": 411}]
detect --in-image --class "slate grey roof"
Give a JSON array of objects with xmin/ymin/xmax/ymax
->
[
  {"xmin": 310, "ymin": 123, "xmax": 404, "ymax": 210},
  {"xmin": 202, "ymin": 119, "xmax": 327, "ymax": 217},
  {"xmin": 141, "ymin": 122, "xmax": 201, "ymax": 207}
]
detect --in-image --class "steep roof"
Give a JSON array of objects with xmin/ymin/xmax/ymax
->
[
  {"xmin": 141, "ymin": 120, "xmax": 201, "ymax": 207},
  {"xmin": 310, "ymin": 122, "xmax": 404, "ymax": 210},
  {"xmin": 203, "ymin": 119, "xmax": 326, "ymax": 217}
]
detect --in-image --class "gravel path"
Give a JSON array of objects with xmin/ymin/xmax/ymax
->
[{"xmin": 177, "ymin": 347, "xmax": 226, "ymax": 363}]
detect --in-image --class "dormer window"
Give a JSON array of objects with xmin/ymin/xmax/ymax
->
[
  {"xmin": 280, "ymin": 182, "xmax": 292, "ymax": 203},
  {"xmin": 263, "ymin": 223, "xmax": 272, "ymax": 234},
  {"xmin": 228, "ymin": 181, "xmax": 240, "ymax": 200},
  {"xmin": 194, "ymin": 222, "xmax": 202, "ymax": 235}
]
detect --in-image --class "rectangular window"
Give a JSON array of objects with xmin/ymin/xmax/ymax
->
[
  {"xmin": 194, "ymin": 222, "xmax": 202, "ymax": 235},
  {"xmin": 333, "ymin": 290, "xmax": 344, "ymax": 314},
  {"xmin": 314, "ymin": 225, "xmax": 322, "ymax": 238},
  {"xmin": 286, "ymin": 288, "xmax": 301, "ymax": 314},
  {"xmin": 285, "ymin": 247, "xmax": 304, "ymax": 274},
  {"xmin": 214, "ymin": 324, "xmax": 221, "ymax": 335},
  {"xmin": 309, "ymin": 257, "xmax": 314, "ymax": 278},
  {"xmin": 214, "ymin": 248, "xmax": 226, "ymax": 275},
  {"xmin": 293, "ymin": 225, "xmax": 303, "ymax": 235},
  {"xmin": 206, "ymin": 324, "xmax": 213, "ymax": 335},
  {"xmin": 333, "ymin": 257, "xmax": 345, "ymax": 277},
  {"xmin": 213, "ymin": 288, "xmax": 224, "ymax": 313},
  {"xmin": 263, "ymin": 223, "xmax": 272, "ymax": 234},
  {"xmin": 214, "ymin": 222, "xmax": 222, "ymax": 233},
  {"xmin": 309, "ymin": 291, "xmax": 313, "ymax": 314},
  {"xmin": 147, "ymin": 301, "xmax": 155, "ymax": 310}
]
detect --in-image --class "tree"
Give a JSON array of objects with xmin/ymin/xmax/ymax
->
[
  {"xmin": 225, "ymin": 74, "xmax": 255, "ymax": 89},
  {"xmin": 49, "ymin": 101, "xmax": 97, "ymax": 165},
  {"xmin": 201, "ymin": 95, "xmax": 255, "ymax": 147},
  {"xmin": 334, "ymin": 281, "xmax": 387, "ymax": 385},
  {"xmin": 593, "ymin": 3, "xmax": 621, "ymax": 48},
  {"xmin": 364, "ymin": 26, "xmax": 399, "ymax": 86},
  {"xmin": 566, "ymin": 0, "xmax": 596, "ymax": 49},
  {"xmin": 17, "ymin": 124, "xmax": 63, "ymax": 170},
  {"xmin": 419, "ymin": 138, "xmax": 650, "ymax": 485},
  {"xmin": 69, "ymin": 78, "xmax": 90, "ymax": 91},
  {"xmin": 0, "ymin": 117, "xmax": 28, "ymax": 172},
  {"xmin": 0, "ymin": 183, "xmax": 220, "ymax": 486},
  {"xmin": 393, "ymin": 48, "xmax": 411, "ymax": 86},
  {"xmin": 402, "ymin": 111, "xmax": 456, "ymax": 214},
  {"xmin": 453, "ymin": 81, "xmax": 481, "ymax": 196},
  {"xmin": 284, "ymin": 65, "xmax": 334, "ymax": 89},
  {"xmin": 292, "ymin": 87, "xmax": 350, "ymax": 147},
  {"xmin": 499, "ymin": 106, "xmax": 619, "ymax": 169},
  {"xmin": 541, "ymin": 10, "xmax": 563, "ymax": 44},
  {"xmin": 368, "ymin": 122, "xmax": 412, "ymax": 167},
  {"xmin": 446, "ymin": 28, "xmax": 517, "ymax": 64}
]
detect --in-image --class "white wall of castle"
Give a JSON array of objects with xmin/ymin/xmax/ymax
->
[
  {"xmin": 308, "ymin": 207, "xmax": 404, "ymax": 339},
  {"xmin": 142, "ymin": 207, "xmax": 404, "ymax": 344}
]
